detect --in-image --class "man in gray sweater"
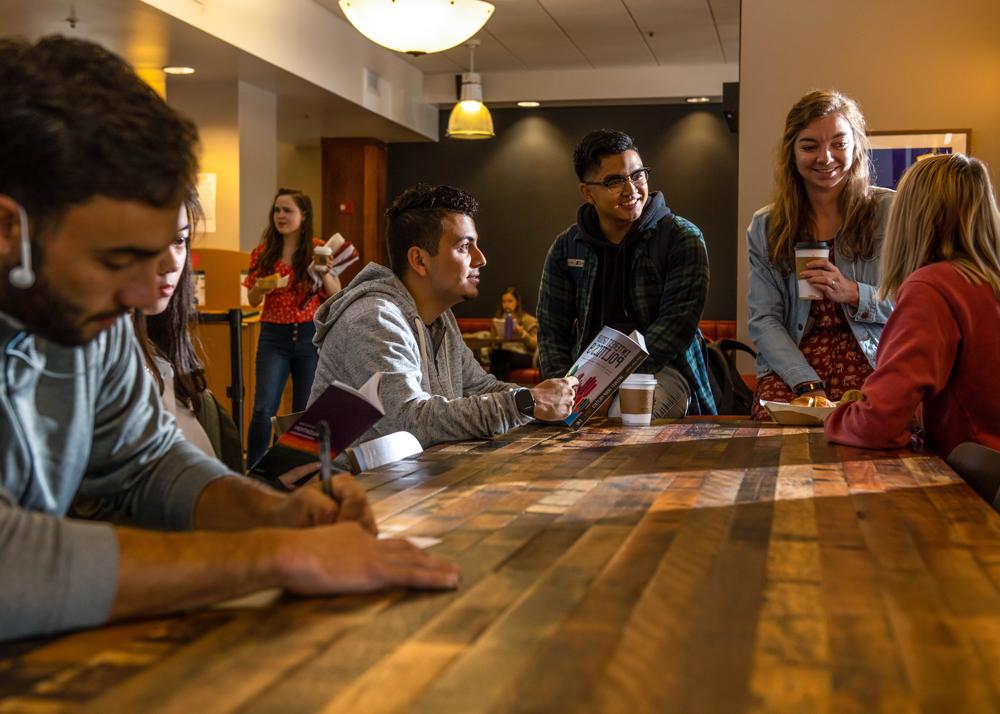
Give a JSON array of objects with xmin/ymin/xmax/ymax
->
[
  {"xmin": 0, "ymin": 36, "xmax": 457, "ymax": 643},
  {"xmin": 310, "ymin": 184, "xmax": 578, "ymax": 450}
]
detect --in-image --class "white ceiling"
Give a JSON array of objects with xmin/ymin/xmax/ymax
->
[
  {"xmin": 1, "ymin": 0, "xmax": 739, "ymax": 143},
  {"xmin": 315, "ymin": 0, "xmax": 739, "ymax": 73},
  {"xmin": 0, "ymin": 0, "xmax": 433, "ymax": 142}
]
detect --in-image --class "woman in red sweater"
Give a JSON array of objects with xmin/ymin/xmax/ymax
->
[{"xmin": 825, "ymin": 154, "xmax": 1000, "ymax": 455}]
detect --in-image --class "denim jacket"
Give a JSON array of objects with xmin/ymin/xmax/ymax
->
[{"xmin": 746, "ymin": 187, "xmax": 894, "ymax": 389}]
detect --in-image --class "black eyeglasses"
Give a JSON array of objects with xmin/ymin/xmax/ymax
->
[{"xmin": 582, "ymin": 167, "xmax": 651, "ymax": 190}]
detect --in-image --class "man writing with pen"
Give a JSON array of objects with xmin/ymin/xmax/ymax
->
[{"xmin": 0, "ymin": 35, "xmax": 459, "ymax": 643}]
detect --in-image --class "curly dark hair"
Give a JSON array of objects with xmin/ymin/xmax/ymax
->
[
  {"xmin": 385, "ymin": 183, "xmax": 479, "ymax": 277},
  {"xmin": 572, "ymin": 129, "xmax": 639, "ymax": 181},
  {"xmin": 0, "ymin": 35, "xmax": 199, "ymax": 238},
  {"xmin": 253, "ymin": 188, "xmax": 315, "ymax": 287}
]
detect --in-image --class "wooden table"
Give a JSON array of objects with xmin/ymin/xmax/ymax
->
[{"xmin": 3, "ymin": 420, "xmax": 1000, "ymax": 713}]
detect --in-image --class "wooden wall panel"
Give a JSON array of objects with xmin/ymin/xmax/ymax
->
[{"xmin": 321, "ymin": 138, "xmax": 387, "ymax": 285}]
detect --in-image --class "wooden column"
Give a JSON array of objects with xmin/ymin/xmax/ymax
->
[{"xmin": 320, "ymin": 138, "xmax": 387, "ymax": 285}]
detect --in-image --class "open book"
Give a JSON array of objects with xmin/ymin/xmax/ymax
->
[
  {"xmin": 249, "ymin": 373, "xmax": 384, "ymax": 486},
  {"xmin": 346, "ymin": 431, "xmax": 423, "ymax": 474},
  {"xmin": 564, "ymin": 327, "xmax": 649, "ymax": 428}
]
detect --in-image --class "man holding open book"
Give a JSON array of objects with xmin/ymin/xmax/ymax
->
[
  {"xmin": 309, "ymin": 184, "xmax": 578, "ymax": 451},
  {"xmin": 537, "ymin": 129, "xmax": 718, "ymax": 417}
]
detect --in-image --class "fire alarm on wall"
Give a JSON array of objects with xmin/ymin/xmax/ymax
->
[{"xmin": 339, "ymin": 201, "xmax": 354, "ymax": 214}]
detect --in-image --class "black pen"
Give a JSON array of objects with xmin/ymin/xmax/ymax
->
[{"xmin": 318, "ymin": 420, "xmax": 333, "ymax": 498}]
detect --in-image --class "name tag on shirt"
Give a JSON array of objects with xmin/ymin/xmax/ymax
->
[{"xmin": 567, "ymin": 258, "xmax": 585, "ymax": 268}]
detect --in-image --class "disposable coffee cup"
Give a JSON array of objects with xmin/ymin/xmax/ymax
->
[
  {"xmin": 794, "ymin": 241, "xmax": 830, "ymax": 300},
  {"xmin": 618, "ymin": 373, "xmax": 657, "ymax": 426},
  {"xmin": 313, "ymin": 245, "xmax": 332, "ymax": 267}
]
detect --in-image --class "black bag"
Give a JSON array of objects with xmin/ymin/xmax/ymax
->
[{"xmin": 704, "ymin": 338, "xmax": 757, "ymax": 415}]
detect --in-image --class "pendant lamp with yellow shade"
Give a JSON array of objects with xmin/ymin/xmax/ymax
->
[{"xmin": 447, "ymin": 40, "xmax": 494, "ymax": 140}]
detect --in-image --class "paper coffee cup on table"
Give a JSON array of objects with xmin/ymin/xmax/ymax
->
[
  {"xmin": 794, "ymin": 241, "xmax": 830, "ymax": 300},
  {"xmin": 313, "ymin": 245, "xmax": 332, "ymax": 268},
  {"xmin": 618, "ymin": 373, "xmax": 657, "ymax": 426}
]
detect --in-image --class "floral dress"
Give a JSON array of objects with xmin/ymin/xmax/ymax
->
[{"xmin": 751, "ymin": 298, "xmax": 874, "ymax": 420}]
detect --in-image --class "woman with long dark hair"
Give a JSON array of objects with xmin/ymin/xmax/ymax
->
[
  {"xmin": 133, "ymin": 195, "xmax": 243, "ymax": 470},
  {"xmin": 244, "ymin": 188, "xmax": 340, "ymax": 466},
  {"xmin": 747, "ymin": 89, "xmax": 894, "ymax": 418},
  {"xmin": 488, "ymin": 287, "xmax": 538, "ymax": 381}
]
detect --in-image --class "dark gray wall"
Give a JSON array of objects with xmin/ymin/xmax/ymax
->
[{"xmin": 387, "ymin": 103, "xmax": 738, "ymax": 320}]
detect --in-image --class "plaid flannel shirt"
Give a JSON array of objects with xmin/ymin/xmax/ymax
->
[{"xmin": 537, "ymin": 203, "xmax": 717, "ymax": 415}]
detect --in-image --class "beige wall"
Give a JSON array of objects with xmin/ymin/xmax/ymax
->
[
  {"xmin": 168, "ymin": 80, "xmax": 286, "ymax": 252},
  {"xmin": 237, "ymin": 81, "xmax": 277, "ymax": 252},
  {"xmin": 167, "ymin": 80, "xmax": 241, "ymax": 251},
  {"xmin": 277, "ymin": 143, "xmax": 323, "ymax": 233},
  {"xmin": 738, "ymin": 0, "xmax": 1000, "ymax": 345}
]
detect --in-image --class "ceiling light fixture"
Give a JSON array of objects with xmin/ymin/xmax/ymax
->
[
  {"xmin": 338, "ymin": 0, "xmax": 495, "ymax": 55},
  {"xmin": 163, "ymin": 66, "xmax": 196, "ymax": 75},
  {"xmin": 686, "ymin": 96, "xmax": 711, "ymax": 104},
  {"xmin": 447, "ymin": 40, "xmax": 494, "ymax": 140},
  {"xmin": 516, "ymin": 101, "xmax": 541, "ymax": 108}
]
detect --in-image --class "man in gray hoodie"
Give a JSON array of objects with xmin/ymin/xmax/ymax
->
[
  {"xmin": 310, "ymin": 184, "xmax": 577, "ymax": 450},
  {"xmin": 0, "ymin": 36, "xmax": 457, "ymax": 643}
]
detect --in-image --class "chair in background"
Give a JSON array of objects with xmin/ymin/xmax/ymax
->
[{"xmin": 947, "ymin": 442, "xmax": 1000, "ymax": 512}]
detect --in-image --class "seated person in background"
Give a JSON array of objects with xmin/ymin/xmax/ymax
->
[
  {"xmin": 747, "ymin": 90, "xmax": 894, "ymax": 418},
  {"xmin": 537, "ymin": 129, "xmax": 716, "ymax": 417},
  {"xmin": 488, "ymin": 286, "xmax": 538, "ymax": 382},
  {"xmin": 0, "ymin": 35, "xmax": 457, "ymax": 643},
  {"xmin": 309, "ymin": 183, "xmax": 577, "ymax": 450},
  {"xmin": 826, "ymin": 154, "xmax": 1000, "ymax": 455}
]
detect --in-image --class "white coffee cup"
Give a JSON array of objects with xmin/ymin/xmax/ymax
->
[
  {"xmin": 313, "ymin": 245, "xmax": 332, "ymax": 268},
  {"xmin": 794, "ymin": 241, "xmax": 830, "ymax": 300},
  {"xmin": 618, "ymin": 373, "xmax": 657, "ymax": 426}
]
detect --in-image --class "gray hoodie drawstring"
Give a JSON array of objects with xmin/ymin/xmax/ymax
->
[
  {"xmin": 412, "ymin": 317, "xmax": 432, "ymax": 388},
  {"xmin": 412, "ymin": 317, "xmax": 455, "ymax": 397}
]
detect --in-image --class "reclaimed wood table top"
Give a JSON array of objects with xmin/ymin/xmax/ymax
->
[{"xmin": 3, "ymin": 420, "xmax": 1000, "ymax": 713}]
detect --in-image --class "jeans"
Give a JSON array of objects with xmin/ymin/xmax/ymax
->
[{"xmin": 246, "ymin": 321, "xmax": 318, "ymax": 467}]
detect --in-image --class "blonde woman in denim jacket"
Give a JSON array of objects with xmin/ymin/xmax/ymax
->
[{"xmin": 747, "ymin": 90, "xmax": 894, "ymax": 418}]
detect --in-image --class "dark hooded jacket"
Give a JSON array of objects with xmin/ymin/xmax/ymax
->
[{"xmin": 536, "ymin": 192, "xmax": 717, "ymax": 415}]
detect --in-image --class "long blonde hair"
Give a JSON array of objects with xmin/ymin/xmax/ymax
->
[
  {"xmin": 768, "ymin": 89, "xmax": 879, "ymax": 271},
  {"xmin": 880, "ymin": 153, "xmax": 1000, "ymax": 301}
]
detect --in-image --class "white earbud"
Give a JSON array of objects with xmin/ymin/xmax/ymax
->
[{"xmin": 8, "ymin": 203, "xmax": 35, "ymax": 289}]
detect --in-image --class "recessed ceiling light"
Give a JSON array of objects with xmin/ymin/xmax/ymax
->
[
  {"xmin": 517, "ymin": 101, "xmax": 540, "ymax": 108},
  {"xmin": 162, "ymin": 66, "xmax": 196, "ymax": 75},
  {"xmin": 686, "ymin": 96, "xmax": 711, "ymax": 104}
]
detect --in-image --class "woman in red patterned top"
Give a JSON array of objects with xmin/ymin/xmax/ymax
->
[{"xmin": 243, "ymin": 188, "xmax": 341, "ymax": 466}]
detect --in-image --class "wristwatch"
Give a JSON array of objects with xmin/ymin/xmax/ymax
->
[
  {"xmin": 793, "ymin": 380, "xmax": 826, "ymax": 396},
  {"xmin": 514, "ymin": 388, "xmax": 535, "ymax": 417}
]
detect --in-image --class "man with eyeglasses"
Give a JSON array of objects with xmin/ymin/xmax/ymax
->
[{"xmin": 537, "ymin": 129, "xmax": 717, "ymax": 417}]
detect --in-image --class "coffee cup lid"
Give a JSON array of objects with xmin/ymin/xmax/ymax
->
[
  {"xmin": 794, "ymin": 241, "xmax": 829, "ymax": 250},
  {"xmin": 314, "ymin": 246, "xmax": 332, "ymax": 254},
  {"xmin": 621, "ymin": 373, "xmax": 657, "ymax": 387}
]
